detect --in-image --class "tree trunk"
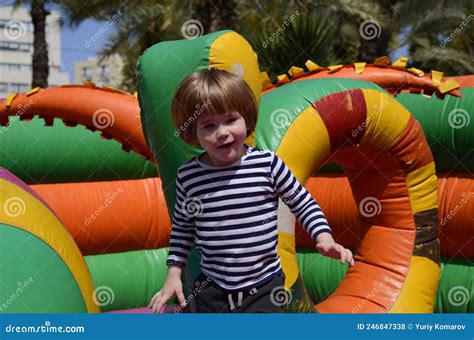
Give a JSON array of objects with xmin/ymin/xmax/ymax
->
[
  {"xmin": 193, "ymin": 0, "xmax": 237, "ymax": 34},
  {"xmin": 31, "ymin": 0, "xmax": 49, "ymax": 88},
  {"xmin": 357, "ymin": 0, "xmax": 398, "ymax": 62}
]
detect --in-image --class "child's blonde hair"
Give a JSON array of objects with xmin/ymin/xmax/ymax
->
[{"xmin": 172, "ymin": 68, "xmax": 258, "ymax": 146}]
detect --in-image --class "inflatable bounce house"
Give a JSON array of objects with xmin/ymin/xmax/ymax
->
[{"xmin": 1, "ymin": 31, "xmax": 473, "ymax": 313}]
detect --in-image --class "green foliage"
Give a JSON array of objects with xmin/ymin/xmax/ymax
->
[
  {"xmin": 244, "ymin": 9, "xmax": 359, "ymax": 78},
  {"xmin": 58, "ymin": 0, "xmax": 473, "ymax": 90}
]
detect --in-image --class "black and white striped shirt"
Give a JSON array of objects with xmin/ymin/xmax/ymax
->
[{"xmin": 166, "ymin": 146, "xmax": 331, "ymax": 291}]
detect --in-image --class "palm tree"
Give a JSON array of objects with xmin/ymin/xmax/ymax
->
[
  {"xmin": 60, "ymin": 0, "xmax": 473, "ymax": 89},
  {"xmin": 30, "ymin": 0, "xmax": 49, "ymax": 88},
  {"xmin": 14, "ymin": 0, "xmax": 53, "ymax": 88},
  {"xmin": 60, "ymin": 0, "xmax": 239, "ymax": 91},
  {"xmin": 239, "ymin": 0, "xmax": 388, "ymax": 77},
  {"xmin": 398, "ymin": 0, "xmax": 474, "ymax": 75}
]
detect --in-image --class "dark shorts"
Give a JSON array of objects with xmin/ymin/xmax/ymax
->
[{"xmin": 193, "ymin": 271, "xmax": 287, "ymax": 313}]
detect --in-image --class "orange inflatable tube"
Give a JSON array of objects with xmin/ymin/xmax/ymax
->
[
  {"xmin": 32, "ymin": 175, "xmax": 473, "ymax": 260},
  {"xmin": 1, "ymin": 85, "xmax": 152, "ymax": 160}
]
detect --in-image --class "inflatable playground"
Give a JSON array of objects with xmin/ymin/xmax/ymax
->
[{"xmin": 0, "ymin": 31, "xmax": 473, "ymax": 314}]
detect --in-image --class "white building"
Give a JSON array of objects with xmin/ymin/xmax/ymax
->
[
  {"xmin": 74, "ymin": 54, "xmax": 124, "ymax": 88},
  {"xmin": 0, "ymin": 6, "xmax": 69, "ymax": 98}
]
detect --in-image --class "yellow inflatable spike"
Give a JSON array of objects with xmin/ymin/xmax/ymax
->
[
  {"xmin": 392, "ymin": 57, "xmax": 408, "ymax": 68},
  {"xmin": 374, "ymin": 56, "xmax": 391, "ymax": 65},
  {"xmin": 305, "ymin": 60, "xmax": 320, "ymax": 72},
  {"xmin": 431, "ymin": 70, "xmax": 444, "ymax": 87},
  {"xmin": 328, "ymin": 65, "xmax": 343, "ymax": 73},
  {"xmin": 354, "ymin": 62, "xmax": 366, "ymax": 74},
  {"xmin": 288, "ymin": 66, "xmax": 305, "ymax": 78},
  {"xmin": 103, "ymin": 85, "xmax": 118, "ymax": 91},
  {"xmin": 276, "ymin": 73, "xmax": 290, "ymax": 85},
  {"xmin": 83, "ymin": 82, "xmax": 96, "ymax": 87},
  {"xmin": 4, "ymin": 93, "xmax": 18, "ymax": 108},
  {"xmin": 439, "ymin": 79, "xmax": 460, "ymax": 94},
  {"xmin": 133, "ymin": 91, "xmax": 138, "ymax": 98},
  {"xmin": 261, "ymin": 71, "xmax": 272, "ymax": 89},
  {"xmin": 25, "ymin": 87, "xmax": 40, "ymax": 96},
  {"xmin": 408, "ymin": 67, "xmax": 424, "ymax": 77}
]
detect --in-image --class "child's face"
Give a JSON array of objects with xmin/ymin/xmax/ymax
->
[{"xmin": 196, "ymin": 111, "xmax": 247, "ymax": 167}]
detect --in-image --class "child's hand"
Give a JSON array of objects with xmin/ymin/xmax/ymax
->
[
  {"xmin": 149, "ymin": 266, "xmax": 186, "ymax": 313},
  {"xmin": 316, "ymin": 242, "xmax": 355, "ymax": 267}
]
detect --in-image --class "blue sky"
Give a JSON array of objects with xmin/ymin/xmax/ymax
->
[
  {"xmin": 1, "ymin": 0, "xmax": 112, "ymax": 82},
  {"xmin": 61, "ymin": 19, "xmax": 111, "ymax": 82}
]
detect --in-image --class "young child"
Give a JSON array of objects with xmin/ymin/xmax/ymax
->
[{"xmin": 149, "ymin": 68, "xmax": 354, "ymax": 313}]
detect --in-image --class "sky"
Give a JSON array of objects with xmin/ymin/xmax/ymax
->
[
  {"xmin": 60, "ymin": 19, "xmax": 111, "ymax": 82},
  {"xmin": 1, "ymin": 0, "xmax": 112, "ymax": 82}
]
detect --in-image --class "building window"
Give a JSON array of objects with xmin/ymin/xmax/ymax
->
[
  {"xmin": 0, "ymin": 63, "xmax": 32, "ymax": 71},
  {"xmin": 9, "ymin": 83, "xmax": 30, "ymax": 93},
  {"xmin": 82, "ymin": 67, "xmax": 93, "ymax": 81},
  {"xmin": 0, "ymin": 41, "xmax": 33, "ymax": 52},
  {"xmin": 100, "ymin": 65, "xmax": 109, "ymax": 77},
  {"xmin": 0, "ymin": 82, "xmax": 8, "ymax": 93},
  {"xmin": 98, "ymin": 65, "xmax": 110, "ymax": 86},
  {"xmin": 0, "ymin": 19, "xmax": 33, "ymax": 32}
]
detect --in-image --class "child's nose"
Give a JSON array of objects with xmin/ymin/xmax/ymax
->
[{"xmin": 216, "ymin": 124, "xmax": 229, "ymax": 138}]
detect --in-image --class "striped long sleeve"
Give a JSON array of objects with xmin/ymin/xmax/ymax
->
[
  {"xmin": 270, "ymin": 153, "xmax": 332, "ymax": 241},
  {"xmin": 165, "ymin": 146, "xmax": 330, "ymax": 291},
  {"xmin": 166, "ymin": 173, "xmax": 196, "ymax": 268}
]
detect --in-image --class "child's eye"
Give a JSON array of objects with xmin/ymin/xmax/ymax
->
[
  {"xmin": 203, "ymin": 124, "xmax": 215, "ymax": 130},
  {"xmin": 225, "ymin": 118, "xmax": 237, "ymax": 125}
]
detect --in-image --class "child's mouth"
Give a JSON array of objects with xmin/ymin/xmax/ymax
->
[{"xmin": 218, "ymin": 141, "xmax": 234, "ymax": 149}]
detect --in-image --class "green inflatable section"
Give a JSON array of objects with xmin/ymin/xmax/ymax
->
[
  {"xmin": 86, "ymin": 248, "xmax": 473, "ymax": 313},
  {"xmin": 0, "ymin": 116, "xmax": 157, "ymax": 184},
  {"xmin": 396, "ymin": 88, "xmax": 474, "ymax": 173},
  {"xmin": 296, "ymin": 250, "xmax": 474, "ymax": 313},
  {"xmin": 0, "ymin": 224, "xmax": 87, "ymax": 313},
  {"xmin": 435, "ymin": 257, "xmax": 474, "ymax": 313},
  {"xmin": 138, "ymin": 31, "xmax": 231, "ymax": 211},
  {"xmin": 84, "ymin": 248, "xmax": 171, "ymax": 312}
]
